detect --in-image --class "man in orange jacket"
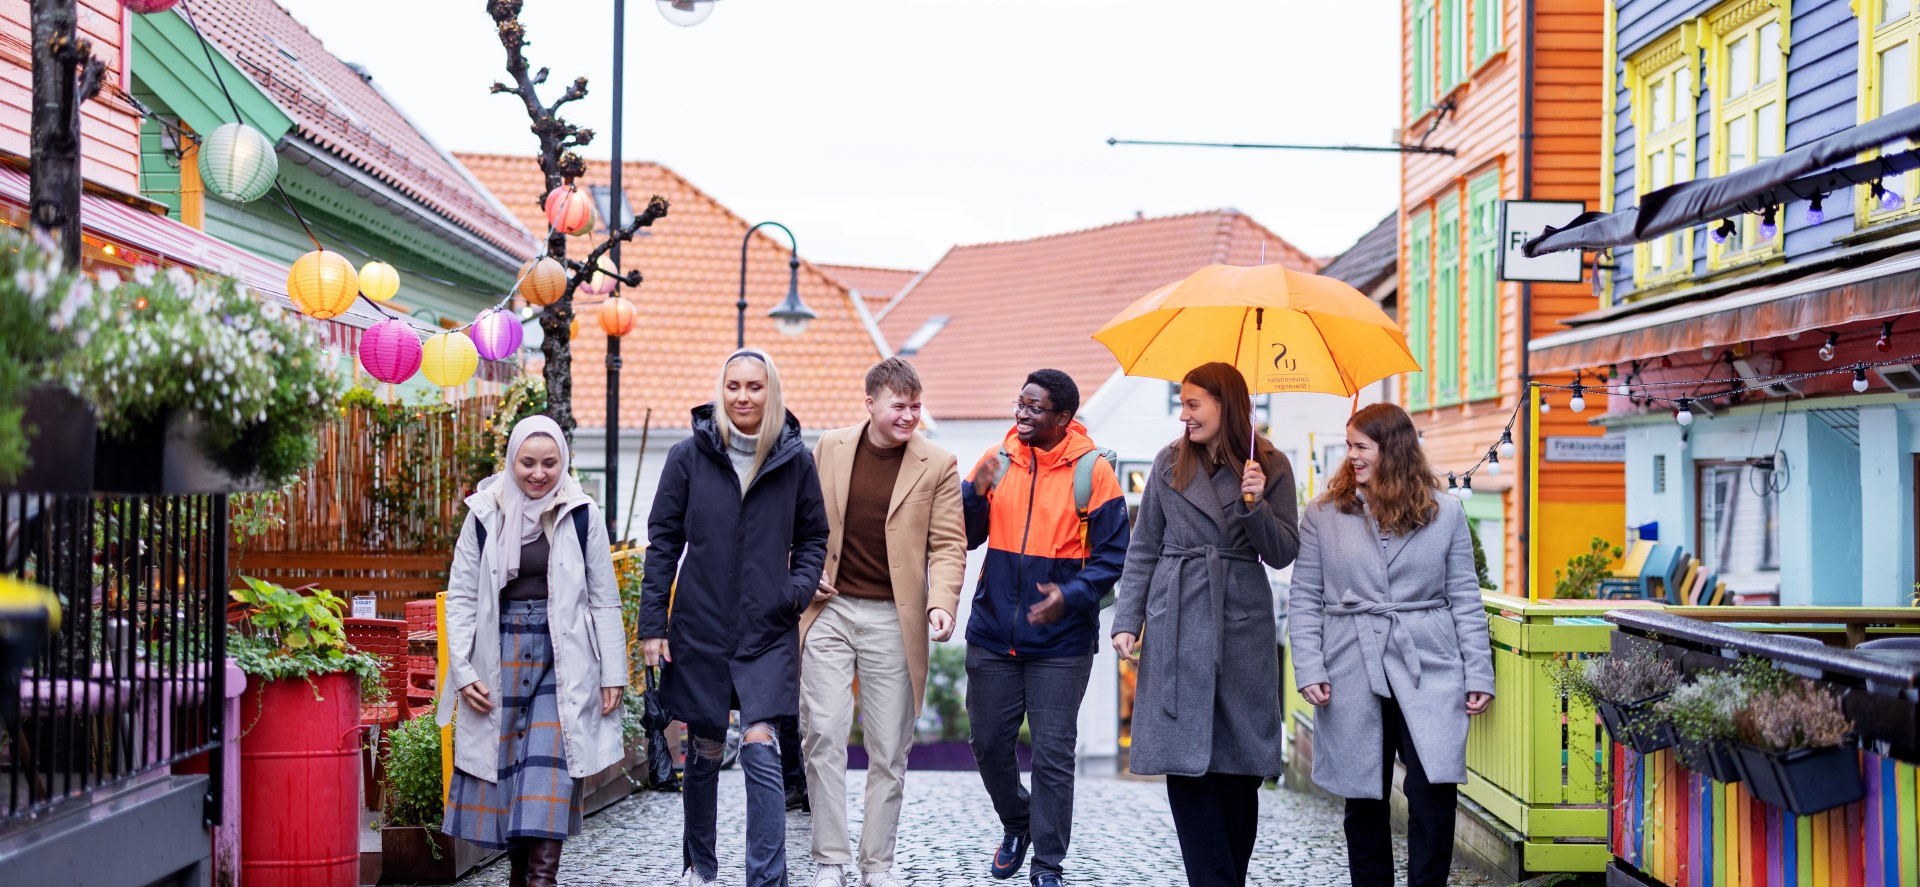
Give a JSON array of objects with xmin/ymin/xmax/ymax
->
[{"xmin": 961, "ymin": 368, "xmax": 1130, "ymax": 887}]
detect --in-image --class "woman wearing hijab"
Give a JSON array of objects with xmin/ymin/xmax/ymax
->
[
  {"xmin": 1287, "ymin": 403, "xmax": 1494, "ymax": 887},
  {"xmin": 439, "ymin": 415, "xmax": 628, "ymax": 887},
  {"xmin": 638, "ymin": 348, "xmax": 830, "ymax": 887},
  {"xmin": 1109, "ymin": 362, "xmax": 1299, "ymax": 886}
]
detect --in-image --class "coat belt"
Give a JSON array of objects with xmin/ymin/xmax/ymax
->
[
  {"xmin": 1158, "ymin": 544, "xmax": 1256, "ymax": 719},
  {"xmin": 1323, "ymin": 591, "xmax": 1446, "ymax": 696}
]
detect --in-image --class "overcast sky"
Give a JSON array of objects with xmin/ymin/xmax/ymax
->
[{"xmin": 272, "ymin": 0, "xmax": 1402, "ymax": 271}]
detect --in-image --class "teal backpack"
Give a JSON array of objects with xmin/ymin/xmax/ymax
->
[{"xmin": 995, "ymin": 445, "xmax": 1121, "ymax": 608}]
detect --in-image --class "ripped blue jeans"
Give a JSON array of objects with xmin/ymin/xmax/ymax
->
[{"xmin": 683, "ymin": 719, "xmax": 788, "ymax": 887}]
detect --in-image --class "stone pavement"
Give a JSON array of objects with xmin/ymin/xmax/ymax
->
[{"xmin": 401, "ymin": 769, "xmax": 1496, "ymax": 886}]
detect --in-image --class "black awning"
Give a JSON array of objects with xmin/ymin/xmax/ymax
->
[{"xmin": 1523, "ymin": 102, "xmax": 1920, "ymax": 257}]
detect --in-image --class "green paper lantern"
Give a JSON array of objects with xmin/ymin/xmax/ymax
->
[{"xmin": 198, "ymin": 123, "xmax": 279, "ymax": 203}]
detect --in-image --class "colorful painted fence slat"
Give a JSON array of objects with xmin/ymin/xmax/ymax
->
[{"xmin": 1612, "ymin": 748, "xmax": 1915, "ymax": 886}]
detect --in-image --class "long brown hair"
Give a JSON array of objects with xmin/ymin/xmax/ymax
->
[
  {"xmin": 1169, "ymin": 362, "xmax": 1281, "ymax": 491},
  {"xmin": 1320, "ymin": 402, "xmax": 1440, "ymax": 535}
]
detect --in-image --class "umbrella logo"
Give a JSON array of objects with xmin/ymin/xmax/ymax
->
[{"xmin": 1271, "ymin": 343, "xmax": 1297, "ymax": 372}]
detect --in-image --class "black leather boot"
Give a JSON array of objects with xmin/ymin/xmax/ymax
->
[
  {"xmin": 507, "ymin": 840, "xmax": 530, "ymax": 887},
  {"xmin": 525, "ymin": 838, "xmax": 563, "ymax": 887}
]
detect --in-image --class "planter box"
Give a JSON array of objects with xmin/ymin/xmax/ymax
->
[
  {"xmin": 578, "ymin": 735, "xmax": 646, "ymax": 815},
  {"xmin": 93, "ymin": 412, "xmax": 262, "ymax": 494},
  {"xmin": 378, "ymin": 827, "xmax": 498, "ymax": 883},
  {"xmin": 1672, "ymin": 738, "xmax": 1742, "ymax": 784},
  {"xmin": 1729, "ymin": 742, "xmax": 1863, "ymax": 816},
  {"xmin": 0, "ymin": 384, "xmax": 95, "ymax": 494},
  {"xmin": 1596, "ymin": 695, "xmax": 1677, "ymax": 754}
]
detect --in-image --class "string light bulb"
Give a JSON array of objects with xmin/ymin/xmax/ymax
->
[
  {"xmin": 1805, "ymin": 194, "xmax": 1826, "ymax": 225},
  {"xmin": 1446, "ymin": 473, "xmax": 1459, "ymax": 496},
  {"xmin": 1486, "ymin": 449, "xmax": 1502, "ymax": 476},
  {"xmin": 1457, "ymin": 474, "xmax": 1475, "ymax": 501},
  {"xmin": 1710, "ymin": 219, "xmax": 1737, "ymax": 245},
  {"xmin": 1498, "ymin": 429, "xmax": 1516, "ymax": 459},
  {"xmin": 1757, "ymin": 206, "xmax": 1778, "ymax": 241},
  {"xmin": 1540, "ymin": 395, "xmax": 1552, "ymax": 414},
  {"xmin": 1819, "ymin": 331, "xmax": 1839, "ymax": 362},
  {"xmin": 1854, "ymin": 365, "xmax": 1871, "ymax": 393},
  {"xmin": 1569, "ymin": 372, "xmax": 1587, "ymax": 413},
  {"xmin": 1873, "ymin": 179, "xmax": 1906, "ymax": 211},
  {"xmin": 1675, "ymin": 398, "xmax": 1694, "ymax": 426},
  {"xmin": 1877, "ymin": 320, "xmax": 1894, "ymax": 353}
]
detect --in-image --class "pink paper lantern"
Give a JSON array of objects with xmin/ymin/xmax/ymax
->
[
  {"xmin": 123, "ymin": 0, "xmax": 182, "ymax": 13},
  {"xmin": 468, "ymin": 308, "xmax": 523, "ymax": 361},
  {"xmin": 359, "ymin": 318, "xmax": 422, "ymax": 385}
]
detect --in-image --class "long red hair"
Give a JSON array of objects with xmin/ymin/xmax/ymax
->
[{"xmin": 1320, "ymin": 402, "xmax": 1440, "ymax": 535}]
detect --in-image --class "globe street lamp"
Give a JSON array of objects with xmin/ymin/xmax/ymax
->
[
  {"xmin": 657, "ymin": 0, "xmax": 717, "ymax": 27},
  {"xmin": 739, "ymin": 221, "xmax": 814, "ymax": 349}
]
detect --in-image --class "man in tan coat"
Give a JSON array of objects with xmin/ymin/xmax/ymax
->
[{"xmin": 801, "ymin": 358, "xmax": 967, "ymax": 887}]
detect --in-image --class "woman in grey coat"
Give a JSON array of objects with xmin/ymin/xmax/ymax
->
[
  {"xmin": 1111, "ymin": 362, "xmax": 1298, "ymax": 887},
  {"xmin": 1287, "ymin": 403, "xmax": 1493, "ymax": 887}
]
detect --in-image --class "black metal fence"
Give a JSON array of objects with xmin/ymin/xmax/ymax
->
[{"xmin": 0, "ymin": 491, "xmax": 226, "ymax": 824}]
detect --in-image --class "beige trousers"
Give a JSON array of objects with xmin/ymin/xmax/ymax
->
[{"xmin": 800, "ymin": 594, "xmax": 915, "ymax": 872}]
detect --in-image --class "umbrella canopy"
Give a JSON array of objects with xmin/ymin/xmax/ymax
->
[{"xmin": 1092, "ymin": 263, "xmax": 1418, "ymax": 397}]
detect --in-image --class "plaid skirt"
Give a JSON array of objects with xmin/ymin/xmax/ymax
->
[{"xmin": 443, "ymin": 599, "xmax": 583, "ymax": 849}]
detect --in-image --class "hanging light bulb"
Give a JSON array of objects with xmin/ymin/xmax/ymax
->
[
  {"xmin": 1877, "ymin": 320, "xmax": 1894, "ymax": 353},
  {"xmin": 1619, "ymin": 373, "xmax": 1635, "ymax": 398},
  {"xmin": 1819, "ymin": 331, "xmax": 1839, "ymax": 362},
  {"xmin": 1458, "ymin": 474, "xmax": 1475, "ymax": 501},
  {"xmin": 1873, "ymin": 178, "xmax": 1906, "ymax": 211},
  {"xmin": 1805, "ymin": 194, "xmax": 1826, "ymax": 226},
  {"xmin": 1710, "ymin": 219, "xmax": 1737, "ymax": 245},
  {"xmin": 1497, "ymin": 429, "xmax": 1516, "ymax": 460},
  {"xmin": 1675, "ymin": 398, "xmax": 1695, "ymax": 426},
  {"xmin": 1486, "ymin": 449, "xmax": 1502, "ymax": 476},
  {"xmin": 657, "ymin": 0, "xmax": 717, "ymax": 26},
  {"xmin": 1854, "ymin": 365, "xmax": 1871, "ymax": 393},
  {"xmin": 1676, "ymin": 429, "xmax": 1690, "ymax": 451},
  {"xmin": 1446, "ymin": 473, "xmax": 1459, "ymax": 496},
  {"xmin": 1540, "ymin": 395, "xmax": 1552, "ymax": 414},
  {"xmin": 1569, "ymin": 372, "xmax": 1587, "ymax": 413},
  {"xmin": 1757, "ymin": 206, "xmax": 1778, "ymax": 241}
]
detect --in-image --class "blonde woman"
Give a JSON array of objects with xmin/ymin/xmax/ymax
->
[
  {"xmin": 440, "ymin": 415, "xmax": 627, "ymax": 887},
  {"xmin": 638, "ymin": 349, "xmax": 830, "ymax": 887}
]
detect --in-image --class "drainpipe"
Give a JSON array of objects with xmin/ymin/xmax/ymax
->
[{"xmin": 1518, "ymin": 0, "xmax": 1537, "ymax": 596}]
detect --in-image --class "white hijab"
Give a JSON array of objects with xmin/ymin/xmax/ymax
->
[{"xmin": 492, "ymin": 415, "xmax": 585, "ymax": 581}]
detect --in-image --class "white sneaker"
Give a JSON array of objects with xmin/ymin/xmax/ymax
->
[
  {"xmin": 811, "ymin": 864, "xmax": 847, "ymax": 887},
  {"xmin": 681, "ymin": 868, "xmax": 721, "ymax": 887},
  {"xmin": 862, "ymin": 870, "xmax": 901, "ymax": 887}
]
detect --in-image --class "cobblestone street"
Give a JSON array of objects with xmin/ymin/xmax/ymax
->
[{"xmin": 401, "ymin": 770, "xmax": 1495, "ymax": 886}]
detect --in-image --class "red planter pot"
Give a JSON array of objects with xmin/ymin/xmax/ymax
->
[{"xmin": 240, "ymin": 672, "xmax": 364, "ymax": 887}]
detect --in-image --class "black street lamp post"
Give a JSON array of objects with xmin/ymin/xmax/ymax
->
[
  {"xmin": 739, "ymin": 222, "xmax": 815, "ymax": 349},
  {"xmin": 605, "ymin": 0, "xmax": 627, "ymax": 540}
]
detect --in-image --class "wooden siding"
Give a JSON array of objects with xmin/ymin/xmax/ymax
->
[{"xmin": 0, "ymin": 1, "xmax": 141, "ymax": 193}]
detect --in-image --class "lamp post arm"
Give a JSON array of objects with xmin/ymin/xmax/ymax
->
[{"xmin": 739, "ymin": 221, "xmax": 800, "ymax": 349}]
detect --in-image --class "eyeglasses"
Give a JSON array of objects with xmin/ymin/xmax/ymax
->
[{"xmin": 1011, "ymin": 400, "xmax": 1057, "ymax": 418}]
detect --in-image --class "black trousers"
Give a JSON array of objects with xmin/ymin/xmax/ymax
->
[
  {"xmin": 1342, "ymin": 695, "xmax": 1457, "ymax": 887},
  {"xmin": 1166, "ymin": 772, "xmax": 1263, "ymax": 886},
  {"xmin": 779, "ymin": 714, "xmax": 804, "ymax": 792}
]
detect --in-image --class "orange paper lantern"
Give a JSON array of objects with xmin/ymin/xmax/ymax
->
[
  {"xmin": 568, "ymin": 317, "xmax": 580, "ymax": 341},
  {"xmin": 544, "ymin": 185, "xmax": 595, "ymax": 234},
  {"xmin": 517, "ymin": 257, "xmax": 567, "ymax": 307},
  {"xmin": 288, "ymin": 250, "xmax": 359, "ymax": 320},
  {"xmin": 598, "ymin": 296, "xmax": 638, "ymax": 337}
]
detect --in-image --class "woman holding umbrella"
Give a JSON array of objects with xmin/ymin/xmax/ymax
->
[
  {"xmin": 1110, "ymin": 361, "xmax": 1299, "ymax": 887},
  {"xmin": 1287, "ymin": 403, "xmax": 1493, "ymax": 887}
]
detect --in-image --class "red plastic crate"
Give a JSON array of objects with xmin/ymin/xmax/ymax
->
[{"xmin": 343, "ymin": 617, "xmax": 409, "ymax": 710}]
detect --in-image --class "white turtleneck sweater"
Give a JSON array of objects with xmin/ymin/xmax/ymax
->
[{"xmin": 725, "ymin": 426, "xmax": 759, "ymax": 496}]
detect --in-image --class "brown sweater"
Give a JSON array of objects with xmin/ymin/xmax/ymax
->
[{"xmin": 837, "ymin": 432, "xmax": 905, "ymax": 600}]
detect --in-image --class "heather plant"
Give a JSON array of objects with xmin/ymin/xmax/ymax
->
[
  {"xmin": 1553, "ymin": 648, "xmax": 1678, "ymax": 707},
  {"xmin": 1734, "ymin": 678, "xmax": 1853, "ymax": 752},
  {"xmin": 1655, "ymin": 671, "xmax": 1748, "ymax": 744}
]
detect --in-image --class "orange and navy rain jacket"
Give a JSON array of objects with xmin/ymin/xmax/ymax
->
[{"xmin": 961, "ymin": 421, "xmax": 1130, "ymax": 658}]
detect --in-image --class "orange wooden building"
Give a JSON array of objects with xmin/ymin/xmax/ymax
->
[{"xmin": 1399, "ymin": 0, "xmax": 1621, "ymax": 595}]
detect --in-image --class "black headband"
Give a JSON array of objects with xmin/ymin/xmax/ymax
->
[{"xmin": 727, "ymin": 350, "xmax": 767, "ymax": 363}]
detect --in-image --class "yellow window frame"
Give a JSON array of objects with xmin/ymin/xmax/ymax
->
[
  {"xmin": 1627, "ymin": 26, "xmax": 1701, "ymax": 289},
  {"xmin": 1704, "ymin": 0, "xmax": 1791, "ymax": 269},
  {"xmin": 1857, "ymin": 0, "xmax": 1920, "ymax": 225}
]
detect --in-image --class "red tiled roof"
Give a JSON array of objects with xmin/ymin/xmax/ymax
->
[
  {"xmin": 181, "ymin": 1, "xmax": 533, "ymax": 257},
  {"xmin": 817, "ymin": 263, "xmax": 919, "ymax": 317},
  {"xmin": 877, "ymin": 210, "xmax": 1319, "ymax": 420},
  {"xmin": 456, "ymin": 153, "xmax": 885, "ymax": 431}
]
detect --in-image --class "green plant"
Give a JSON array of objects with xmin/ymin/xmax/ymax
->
[
  {"xmin": 228, "ymin": 575, "xmax": 383, "ymax": 700},
  {"xmin": 917, "ymin": 643, "xmax": 970, "ymax": 744},
  {"xmin": 1734, "ymin": 678, "xmax": 1853, "ymax": 752},
  {"xmin": 56, "ymin": 265, "xmax": 343, "ymax": 486},
  {"xmin": 381, "ymin": 713, "xmax": 445, "ymax": 829},
  {"xmin": 1552, "ymin": 537, "xmax": 1623, "ymax": 600},
  {"xmin": 0, "ymin": 226, "xmax": 87, "ymax": 483},
  {"xmin": 1467, "ymin": 517, "xmax": 1494, "ymax": 590},
  {"xmin": 1552, "ymin": 648, "xmax": 1677, "ymax": 707},
  {"xmin": 1655, "ymin": 671, "xmax": 1748, "ymax": 744}
]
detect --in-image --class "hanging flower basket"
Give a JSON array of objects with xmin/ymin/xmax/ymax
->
[
  {"xmin": 1729, "ymin": 742, "xmax": 1863, "ymax": 815},
  {"xmin": 1672, "ymin": 737, "xmax": 1743, "ymax": 783},
  {"xmin": 1596, "ymin": 693, "xmax": 1677, "ymax": 754},
  {"xmin": 93, "ymin": 411, "xmax": 263, "ymax": 494},
  {"xmin": 0, "ymin": 384, "xmax": 95, "ymax": 494}
]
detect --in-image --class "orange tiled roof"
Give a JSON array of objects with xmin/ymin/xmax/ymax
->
[
  {"xmin": 456, "ymin": 153, "xmax": 885, "ymax": 431},
  {"xmin": 183, "ymin": 0, "xmax": 533, "ymax": 257},
  {"xmin": 817, "ymin": 264, "xmax": 919, "ymax": 317},
  {"xmin": 877, "ymin": 210, "xmax": 1320, "ymax": 420}
]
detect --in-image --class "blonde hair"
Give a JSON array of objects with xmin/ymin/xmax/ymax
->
[{"xmin": 714, "ymin": 348, "xmax": 785, "ymax": 484}]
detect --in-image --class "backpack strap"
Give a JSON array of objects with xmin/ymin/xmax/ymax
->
[
  {"xmin": 1072, "ymin": 447, "xmax": 1121, "ymax": 608},
  {"xmin": 470, "ymin": 506, "xmax": 592, "ymax": 560}
]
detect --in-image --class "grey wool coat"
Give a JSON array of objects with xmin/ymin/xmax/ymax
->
[
  {"xmin": 1286, "ymin": 493, "xmax": 1494, "ymax": 799},
  {"xmin": 1110, "ymin": 447, "xmax": 1299, "ymax": 778}
]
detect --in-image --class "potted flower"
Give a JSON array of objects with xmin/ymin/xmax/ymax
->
[
  {"xmin": 1654, "ymin": 671, "xmax": 1746, "ymax": 782},
  {"xmin": 1554, "ymin": 649, "xmax": 1679, "ymax": 754},
  {"xmin": 228, "ymin": 576, "xmax": 385, "ymax": 886},
  {"xmin": 56, "ymin": 265, "xmax": 342, "ymax": 493},
  {"xmin": 1730, "ymin": 676, "xmax": 1862, "ymax": 815},
  {"xmin": 377, "ymin": 713, "xmax": 493, "ymax": 882},
  {"xmin": 0, "ymin": 226, "xmax": 94, "ymax": 493}
]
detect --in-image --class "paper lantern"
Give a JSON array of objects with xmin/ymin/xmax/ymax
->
[
  {"xmin": 598, "ymin": 296, "xmax": 638, "ymax": 337},
  {"xmin": 358, "ymin": 261, "xmax": 400, "ymax": 302},
  {"xmin": 198, "ymin": 123, "xmax": 279, "ymax": 203},
  {"xmin": 123, "ymin": 0, "xmax": 181, "ymax": 14},
  {"xmin": 421, "ymin": 332, "xmax": 479, "ymax": 387},
  {"xmin": 468, "ymin": 308, "xmax": 523, "ymax": 361},
  {"xmin": 287, "ymin": 250, "xmax": 359, "ymax": 320},
  {"xmin": 544, "ymin": 185, "xmax": 595, "ymax": 234},
  {"xmin": 579, "ymin": 263, "xmax": 619, "ymax": 295},
  {"xmin": 358, "ymin": 318, "xmax": 422, "ymax": 384},
  {"xmin": 569, "ymin": 317, "xmax": 580, "ymax": 341},
  {"xmin": 517, "ymin": 257, "xmax": 567, "ymax": 307}
]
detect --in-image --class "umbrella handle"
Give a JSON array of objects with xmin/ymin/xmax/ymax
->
[{"xmin": 1243, "ymin": 459, "xmax": 1258, "ymax": 505}]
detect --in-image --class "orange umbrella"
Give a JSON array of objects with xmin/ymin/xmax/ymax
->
[{"xmin": 1092, "ymin": 263, "xmax": 1418, "ymax": 397}]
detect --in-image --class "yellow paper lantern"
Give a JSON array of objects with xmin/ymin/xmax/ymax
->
[
  {"xmin": 358, "ymin": 260, "xmax": 400, "ymax": 302},
  {"xmin": 421, "ymin": 332, "xmax": 479, "ymax": 387},
  {"xmin": 517, "ymin": 257, "xmax": 568, "ymax": 307},
  {"xmin": 287, "ymin": 250, "xmax": 359, "ymax": 320},
  {"xmin": 598, "ymin": 295, "xmax": 638, "ymax": 337}
]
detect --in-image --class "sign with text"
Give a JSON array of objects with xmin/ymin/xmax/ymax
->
[
  {"xmin": 1545, "ymin": 436, "xmax": 1626, "ymax": 462},
  {"xmin": 1499, "ymin": 200, "xmax": 1586, "ymax": 283},
  {"xmin": 351, "ymin": 596, "xmax": 377, "ymax": 619}
]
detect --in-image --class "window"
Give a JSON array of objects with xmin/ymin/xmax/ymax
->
[
  {"xmin": 897, "ymin": 315, "xmax": 950, "ymax": 356},
  {"xmin": 1406, "ymin": 210, "xmax": 1433, "ymax": 410},
  {"xmin": 1707, "ymin": 5, "xmax": 1786, "ymax": 266},
  {"xmin": 1653, "ymin": 454, "xmax": 1668, "ymax": 494},
  {"xmin": 1696, "ymin": 461, "xmax": 1781, "ymax": 588},
  {"xmin": 1434, "ymin": 194, "xmax": 1462, "ymax": 405},
  {"xmin": 1474, "ymin": 0, "xmax": 1503, "ymax": 64},
  {"xmin": 1441, "ymin": 0, "xmax": 1467, "ymax": 90},
  {"xmin": 1412, "ymin": 0, "xmax": 1436, "ymax": 116},
  {"xmin": 1629, "ymin": 29, "xmax": 1698, "ymax": 286},
  {"xmin": 590, "ymin": 184, "xmax": 635, "ymax": 233},
  {"xmin": 1861, "ymin": 0, "xmax": 1920, "ymax": 222},
  {"xmin": 1465, "ymin": 172, "xmax": 1500, "ymax": 400}
]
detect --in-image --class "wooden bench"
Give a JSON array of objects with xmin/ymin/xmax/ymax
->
[{"xmin": 231, "ymin": 552, "xmax": 449, "ymax": 619}]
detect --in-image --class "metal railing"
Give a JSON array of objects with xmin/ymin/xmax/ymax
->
[{"xmin": 0, "ymin": 491, "xmax": 226, "ymax": 826}]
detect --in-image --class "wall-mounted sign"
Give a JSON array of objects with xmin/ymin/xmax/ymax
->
[
  {"xmin": 1499, "ymin": 200, "xmax": 1587, "ymax": 283},
  {"xmin": 351, "ymin": 595, "xmax": 378, "ymax": 619},
  {"xmin": 1544, "ymin": 436, "xmax": 1626, "ymax": 462}
]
